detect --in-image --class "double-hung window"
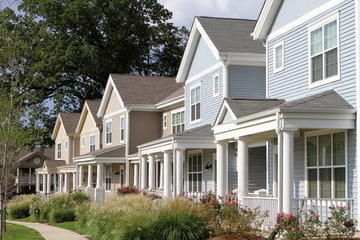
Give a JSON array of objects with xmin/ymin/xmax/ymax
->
[
  {"xmin": 190, "ymin": 85, "xmax": 201, "ymax": 122},
  {"xmin": 120, "ymin": 116, "xmax": 125, "ymax": 142},
  {"xmin": 172, "ymin": 110, "xmax": 184, "ymax": 134},
  {"xmin": 188, "ymin": 152, "xmax": 203, "ymax": 192},
  {"xmin": 163, "ymin": 114, "xmax": 167, "ymax": 129},
  {"xmin": 309, "ymin": 14, "xmax": 339, "ymax": 84},
  {"xmin": 306, "ymin": 131, "xmax": 346, "ymax": 198},
  {"xmin": 89, "ymin": 135, "xmax": 95, "ymax": 152},
  {"xmin": 213, "ymin": 74, "xmax": 219, "ymax": 96},
  {"xmin": 273, "ymin": 41, "xmax": 284, "ymax": 73},
  {"xmin": 57, "ymin": 143, "xmax": 61, "ymax": 159},
  {"xmin": 106, "ymin": 120, "xmax": 112, "ymax": 144}
]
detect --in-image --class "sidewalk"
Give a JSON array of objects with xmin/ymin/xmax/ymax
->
[{"xmin": 7, "ymin": 220, "xmax": 89, "ymax": 240}]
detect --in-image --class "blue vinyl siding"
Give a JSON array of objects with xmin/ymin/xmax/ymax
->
[
  {"xmin": 228, "ymin": 143, "xmax": 237, "ymax": 192},
  {"xmin": 187, "ymin": 37, "xmax": 218, "ymax": 79},
  {"xmin": 271, "ymin": 0, "xmax": 330, "ymax": 32},
  {"xmin": 267, "ymin": 0, "xmax": 356, "ymax": 107},
  {"xmin": 228, "ymin": 65, "xmax": 266, "ymax": 98},
  {"xmin": 185, "ymin": 67, "xmax": 224, "ymax": 130},
  {"xmin": 347, "ymin": 129, "xmax": 357, "ymax": 217}
]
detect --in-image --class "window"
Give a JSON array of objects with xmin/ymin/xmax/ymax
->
[
  {"xmin": 65, "ymin": 140, "xmax": 68, "ymax": 150},
  {"xmin": 213, "ymin": 74, "xmax": 219, "ymax": 96},
  {"xmin": 81, "ymin": 136, "xmax": 85, "ymax": 147},
  {"xmin": 106, "ymin": 120, "xmax": 112, "ymax": 144},
  {"xmin": 306, "ymin": 131, "xmax": 346, "ymax": 198},
  {"xmin": 120, "ymin": 116, "xmax": 125, "ymax": 142},
  {"xmin": 105, "ymin": 164, "xmax": 112, "ymax": 191},
  {"xmin": 188, "ymin": 152, "xmax": 202, "ymax": 192},
  {"xmin": 57, "ymin": 143, "xmax": 61, "ymax": 159},
  {"xmin": 172, "ymin": 111, "xmax": 185, "ymax": 134},
  {"xmin": 309, "ymin": 14, "xmax": 339, "ymax": 84},
  {"xmin": 163, "ymin": 114, "xmax": 167, "ymax": 129},
  {"xmin": 190, "ymin": 85, "xmax": 201, "ymax": 122},
  {"xmin": 273, "ymin": 41, "xmax": 284, "ymax": 72},
  {"xmin": 90, "ymin": 135, "xmax": 95, "ymax": 152}
]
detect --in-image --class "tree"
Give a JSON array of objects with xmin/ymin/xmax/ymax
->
[{"xmin": 0, "ymin": 1, "xmax": 189, "ymax": 146}]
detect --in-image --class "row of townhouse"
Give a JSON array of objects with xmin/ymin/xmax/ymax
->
[{"xmin": 17, "ymin": 0, "xmax": 360, "ymax": 226}]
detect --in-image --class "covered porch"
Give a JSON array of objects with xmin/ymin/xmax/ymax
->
[{"xmin": 213, "ymin": 90, "xmax": 356, "ymax": 226}]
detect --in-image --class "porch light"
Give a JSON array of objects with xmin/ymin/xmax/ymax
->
[{"xmin": 205, "ymin": 163, "xmax": 212, "ymax": 170}]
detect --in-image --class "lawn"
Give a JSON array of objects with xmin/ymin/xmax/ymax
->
[{"xmin": 3, "ymin": 223, "xmax": 44, "ymax": 240}]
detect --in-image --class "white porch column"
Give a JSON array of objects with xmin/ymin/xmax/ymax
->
[
  {"xmin": 36, "ymin": 174, "xmax": 40, "ymax": 193},
  {"xmin": 59, "ymin": 173, "xmax": 63, "ymax": 193},
  {"xmin": 133, "ymin": 163, "xmax": 139, "ymax": 188},
  {"xmin": 46, "ymin": 174, "xmax": 51, "ymax": 195},
  {"xmin": 42, "ymin": 174, "xmax": 46, "ymax": 193},
  {"xmin": 140, "ymin": 155, "xmax": 147, "ymax": 190},
  {"xmin": 64, "ymin": 173, "xmax": 69, "ymax": 193},
  {"xmin": 16, "ymin": 168, "xmax": 20, "ymax": 193},
  {"xmin": 86, "ymin": 165, "xmax": 94, "ymax": 199},
  {"xmin": 164, "ymin": 151, "xmax": 171, "ymax": 198},
  {"xmin": 237, "ymin": 138, "xmax": 248, "ymax": 204},
  {"xmin": 148, "ymin": 154, "xmax": 155, "ymax": 190},
  {"xmin": 159, "ymin": 160, "xmax": 164, "ymax": 189},
  {"xmin": 95, "ymin": 163, "xmax": 104, "ymax": 202},
  {"xmin": 176, "ymin": 149, "xmax": 184, "ymax": 196},
  {"xmin": 216, "ymin": 141, "xmax": 227, "ymax": 199},
  {"xmin": 72, "ymin": 172, "xmax": 76, "ymax": 191},
  {"xmin": 78, "ymin": 165, "xmax": 84, "ymax": 188},
  {"xmin": 282, "ymin": 129, "xmax": 295, "ymax": 213}
]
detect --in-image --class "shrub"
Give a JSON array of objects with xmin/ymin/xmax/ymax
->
[
  {"xmin": 7, "ymin": 194, "xmax": 34, "ymax": 219},
  {"xmin": 49, "ymin": 208, "xmax": 76, "ymax": 223},
  {"xmin": 324, "ymin": 205, "xmax": 356, "ymax": 239},
  {"xmin": 116, "ymin": 186, "xmax": 140, "ymax": 195},
  {"xmin": 70, "ymin": 192, "xmax": 89, "ymax": 204}
]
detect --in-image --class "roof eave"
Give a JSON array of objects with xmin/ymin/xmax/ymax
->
[{"xmin": 219, "ymin": 53, "xmax": 266, "ymax": 66}]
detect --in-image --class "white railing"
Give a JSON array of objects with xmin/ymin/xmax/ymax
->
[
  {"xmin": 294, "ymin": 198, "xmax": 354, "ymax": 222},
  {"xmin": 182, "ymin": 191, "xmax": 205, "ymax": 201},
  {"xmin": 243, "ymin": 196, "xmax": 278, "ymax": 229}
]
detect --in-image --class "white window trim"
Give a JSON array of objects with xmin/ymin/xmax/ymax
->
[
  {"xmin": 65, "ymin": 140, "xmax": 68, "ymax": 150},
  {"xmin": 187, "ymin": 150, "xmax": 203, "ymax": 192},
  {"xmin": 81, "ymin": 136, "xmax": 85, "ymax": 147},
  {"xmin": 104, "ymin": 164, "xmax": 112, "ymax": 192},
  {"xmin": 56, "ymin": 142, "xmax": 62, "ymax": 160},
  {"xmin": 163, "ymin": 113, "xmax": 167, "ymax": 129},
  {"xmin": 304, "ymin": 129, "xmax": 348, "ymax": 199},
  {"xmin": 190, "ymin": 83, "xmax": 201, "ymax": 124},
  {"xmin": 273, "ymin": 41, "xmax": 285, "ymax": 73},
  {"xmin": 171, "ymin": 108, "xmax": 185, "ymax": 134},
  {"xmin": 105, "ymin": 119, "xmax": 113, "ymax": 145},
  {"xmin": 213, "ymin": 74, "xmax": 220, "ymax": 96},
  {"xmin": 120, "ymin": 116, "xmax": 125, "ymax": 142},
  {"xmin": 308, "ymin": 12, "xmax": 340, "ymax": 89},
  {"xmin": 89, "ymin": 134, "xmax": 96, "ymax": 152}
]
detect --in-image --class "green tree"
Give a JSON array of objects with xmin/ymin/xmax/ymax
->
[{"xmin": 0, "ymin": 1, "xmax": 188, "ymax": 146}]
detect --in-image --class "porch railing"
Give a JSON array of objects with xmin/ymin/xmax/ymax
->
[{"xmin": 243, "ymin": 196, "xmax": 278, "ymax": 229}]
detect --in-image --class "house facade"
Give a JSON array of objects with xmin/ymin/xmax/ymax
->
[{"xmin": 213, "ymin": 0, "xmax": 359, "ymax": 225}]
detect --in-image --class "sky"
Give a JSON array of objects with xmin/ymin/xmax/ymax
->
[{"xmin": 1, "ymin": 0, "xmax": 265, "ymax": 29}]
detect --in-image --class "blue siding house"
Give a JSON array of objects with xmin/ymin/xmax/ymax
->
[{"xmin": 213, "ymin": 0, "xmax": 358, "ymax": 226}]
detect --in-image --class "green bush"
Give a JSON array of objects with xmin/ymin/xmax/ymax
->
[
  {"xmin": 49, "ymin": 208, "xmax": 76, "ymax": 223},
  {"xmin": 70, "ymin": 192, "xmax": 89, "ymax": 204},
  {"xmin": 7, "ymin": 194, "xmax": 34, "ymax": 219}
]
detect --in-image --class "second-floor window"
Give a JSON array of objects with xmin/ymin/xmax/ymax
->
[
  {"xmin": 213, "ymin": 74, "xmax": 219, "ymax": 96},
  {"xmin": 90, "ymin": 135, "xmax": 95, "ymax": 152},
  {"xmin": 57, "ymin": 143, "xmax": 61, "ymax": 159},
  {"xmin": 190, "ymin": 85, "xmax": 201, "ymax": 122},
  {"xmin": 120, "ymin": 116, "xmax": 125, "ymax": 142},
  {"xmin": 273, "ymin": 41, "xmax": 284, "ymax": 73},
  {"xmin": 309, "ymin": 14, "xmax": 338, "ymax": 84},
  {"xmin": 172, "ymin": 111, "xmax": 185, "ymax": 134},
  {"xmin": 106, "ymin": 120, "xmax": 112, "ymax": 144},
  {"xmin": 163, "ymin": 114, "xmax": 167, "ymax": 129}
]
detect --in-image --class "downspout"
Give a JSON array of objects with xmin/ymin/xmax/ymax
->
[{"xmin": 275, "ymin": 111, "xmax": 283, "ymax": 213}]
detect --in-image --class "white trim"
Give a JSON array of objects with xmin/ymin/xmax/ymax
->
[
  {"xmin": 307, "ymin": 12, "xmax": 340, "ymax": 88},
  {"xmin": 185, "ymin": 62, "xmax": 223, "ymax": 85},
  {"xmin": 355, "ymin": 0, "xmax": 360, "ymax": 220},
  {"xmin": 120, "ymin": 116, "xmax": 125, "ymax": 143},
  {"xmin": 267, "ymin": 0, "xmax": 345, "ymax": 41},
  {"xmin": 103, "ymin": 109, "xmax": 127, "ymax": 119},
  {"xmin": 273, "ymin": 41, "xmax": 285, "ymax": 73},
  {"xmin": 89, "ymin": 134, "xmax": 96, "ymax": 152},
  {"xmin": 162, "ymin": 113, "xmax": 167, "ymax": 130},
  {"xmin": 190, "ymin": 83, "xmax": 201, "ymax": 124},
  {"xmin": 56, "ymin": 142, "xmax": 62, "ymax": 160},
  {"xmin": 171, "ymin": 109, "xmax": 185, "ymax": 135},
  {"xmin": 213, "ymin": 73, "xmax": 220, "ymax": 97},
  {"xmin": 105, "ymin": 119, "xmax": 113, "ymax": 145}
]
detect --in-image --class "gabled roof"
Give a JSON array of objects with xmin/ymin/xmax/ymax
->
[
  {"xmin": 156, "ymin": 86, "xmax": 184, "ymax": 109},
  {"xmin": 75, "ymin": 99, "xmax": 102, "ymax": 133},
  {"xmin": 176, "ymin": 16, "xmax": 265, "ymax": 83},
  {"xmin": 43, "ymin": 160, "xmax": 66, "ymax": 171},
  {"xmin": 51, "ymin": 112, "xmax": 81, "ymax": 140},
  {"xmin": 98, "ymin": 74, "xmax": 182, "ymax": 116},
  {"xmin": 252, "ymin": 0, "xmax": 283, "ymax": 40},
  {"xmin": 226, "ymin": 98, "xmax": 284, "ymax": 118}
]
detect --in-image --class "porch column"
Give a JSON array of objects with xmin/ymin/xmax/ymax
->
[
  {"xmin": 282, "ymin": 129, "xmax": 295, "ymax": 213},
  {"xmin": 72, "ymin": 172, "xmax": 76, "ymax": 191},
  {"xmin": 78, "ymin": 165, "xmax": 84, "ymax": 188},
  {"xmin": 148, "ymin": 154, "xmax": 155, "ymax": 190},
  {"xmin": 35, "ymin": 174, "xmax": 40, "ymax": 193},
  {"xmin": 237, "ymin": 138, "xmax": 248, "ymax": 204},
  {"xmin": 176, "ymin": 149, "xmax": 184, "ymax": 196},
  {"xmin": 42, "ymin": 174, "xmax": 46, "ymax": 193},
  {"xmin": 64, "ymin": 173, "xmax": 69, "ymax": 193},
  {"xmin": 140, "ymin": 155, "xmax": 147, "ymax": 190},
  {"xmin": 133, "ymin": 163, "xmax": 139, "ymax": 188},
  {"xmin": 95, "ymin": 163, "xmax": 104, "ymax": 202},
  {"xmin": 164, "ymin": 150, "xmax": 171, "ymax": 198},
  {"xmin": 59, "ymin": 173, "xmax": 63, "ymax": 193},
  {"xmin": 216, "ymin": 141, "xmax": 227, "ymax": 199},
  {"xmin": 46, "ymin": 173, "xmax": 51, "ymax": 195},
  {"xmin": 159, "ymin": 160, "xmax": 164, "ymax": 189},
  {"xmin": 16, "ymin": 168, "xmax": 20, "ymax": 193},
  {"xmin": 87, "ymin": 165, "xmax": 93, "ymax": 189}
]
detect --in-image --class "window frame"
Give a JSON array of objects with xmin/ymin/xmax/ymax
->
[
  {"xmin": 190, "ymin": 83, "xmax": 201, "ymax": 124},
  {"xmin": 120, "ymin": 116, "xmax": 125, "ymax": 142},
  {"xmin": 308, "ymin": 12, "xmax": 340, "ymax": 88},
  {"xmin": 105, "ymin": 164, "xmax": 112, "ymax": 191},
  {"xmin": 163, "ymin": 113, "xmax": 167, "ymax": 129},
  {"xmin": 305, "ymin": 130, "xmax": 347, "ymax": 199},
  {"xmin": 273, "ymin": 41, "xmax": 285, "ymax": 73},
  {"xmin": 171, "ymin": 109, "xmax": 185, "ymax": 134},
  {"xmin": 213, "ymin": 74, "xmax": 220, "ymax": 96},
  {"xmin": 57, "ymin": 142, "xmax": 61, "ymax": 160},
  {"xmin": 89, "ymin": 134, "xmax": 96, "ymax": 152},
  {"xmin": 188, "ymin": 150, "xmax": 203, "ymax": 193},
  {"xmin": 105, "ymin": 119, "xmax": 112, "ymax": 145}
]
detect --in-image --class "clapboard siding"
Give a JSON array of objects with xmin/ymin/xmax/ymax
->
[
  {"xmin": 267, "ymin": 1, "xmax": 356, "ymax": 107},
  {"xmin": 228, "ymin": 65, "xmax": 266, "ymax": 99},
  {"xmin": 185, "ymin": 66, "xmax": 224, "ymax": 130}
]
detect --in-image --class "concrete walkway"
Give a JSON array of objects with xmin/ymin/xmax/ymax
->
[{"xmin": 7, "ymin": 220, "xmax": 89, "ymax": 240}]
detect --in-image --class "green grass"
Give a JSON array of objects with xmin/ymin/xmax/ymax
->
[
  {"xmin": 52, "ymin": 221, "xmax": 84, "ymax": 234},
  {"xmin": 3, "ymin": 223, "xmax": 44, "ymax": 240}
]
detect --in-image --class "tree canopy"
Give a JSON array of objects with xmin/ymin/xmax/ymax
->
[{"xmin": 0, "ymin": 0, "xmax": 189, "ymax": 146}]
